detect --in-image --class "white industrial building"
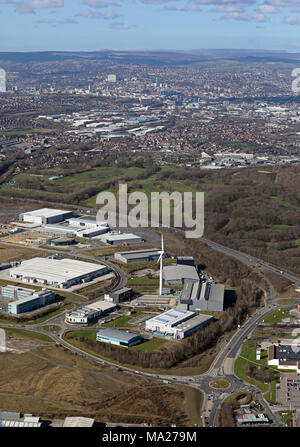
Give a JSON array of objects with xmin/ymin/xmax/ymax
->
[
  {"xmin": 100, "ymin": 233, "xmax": 143, "ymax": 245},
  {"xmin": 145, "ymin": 307, "xmax": 213, "ymax": 339},
  {"xmin": 65, "ymin": 300, "xmax": 116, "ymax": 324},
  {"xmin": 10, "ymin": 257, "xmax": 107, "ymax": 289},
  {"xmin": 66, "ymin": 217, "xmax": 109, "ymax": 229},
  {"xmin": 19, "ymin": 208, "xmax": 73, "ymax": 225}
]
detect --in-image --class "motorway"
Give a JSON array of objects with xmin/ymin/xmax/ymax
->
[{"xmin": 1, "ymin": 233, "xmax": 300, "ymax": 427}]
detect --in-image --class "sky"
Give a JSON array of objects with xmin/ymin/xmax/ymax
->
[{"xmin": 1, "ymin": 0, "xmax": 300, "ymax": 52}]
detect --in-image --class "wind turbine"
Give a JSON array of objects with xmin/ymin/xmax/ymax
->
[{"xmin": 158, "ymin": 234, "xmax": 165, "ymax": 296}]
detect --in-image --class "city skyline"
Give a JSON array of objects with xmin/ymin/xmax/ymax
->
[{"xmin": 0, "ymin": 0, "xmax": 300, "ymax": 52}]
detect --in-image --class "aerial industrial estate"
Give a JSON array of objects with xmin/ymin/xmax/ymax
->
[{"xmin": 1, "ymin": 40, "xmax": 300, "ymax": 432}]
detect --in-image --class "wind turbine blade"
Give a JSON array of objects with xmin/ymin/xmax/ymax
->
[{"xmin": 161, "ymin": 234, "xmax": 164, "ymax": 252}]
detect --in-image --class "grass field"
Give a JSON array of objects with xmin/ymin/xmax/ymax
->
[
  {"xmin": 131, "ymin": 337, "xmax": 169, "ymax": 352},
  {"xmin": 102, "ymin": 312, "xmax": 144, "ymax": 328},
  {"xmin": 263, "ymin": 309, "xmax": 291, "ymax": 324},
  {"xmin": 0, "ymin": 343, "xmax": 195, "ymax": 425},
  {"xmin": 24, "ymin": 303, "xmax": 74, "ymax": 326},
  {"xmin": 0, "ymin": 244, "xmax": 44, "ymax": 263},
  {"xmin": 276, "ymin": 299, "xmax": 296, "ymax": 306},
  {"xmin": 3, "ymin": 328, "xmax": 54, "ymax": 343}
]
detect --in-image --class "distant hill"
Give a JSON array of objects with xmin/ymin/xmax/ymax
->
[{"xmin": 0, "ymin": 49, "xmax": 300, "ymax": 68}]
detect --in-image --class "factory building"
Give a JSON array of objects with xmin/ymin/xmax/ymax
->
[
  {"xmin": 114, "ymin": 248, "xmax": 167, "ymax": 264},
  {"xmin": 268, "ymin": 344, "xmax": 300, "ymax": 373},
  {"xmin": 7, "ymin": 288, "xmax": 56, "ymax": 315},
  {"xmin": 105, "ymin": 287, "xmax": 133, "ymax": 304},
  {"xmin": 1, "ymin": 285, "xmax": 34, "ymax": 300},
  {"xmin": 100, "ymin": 233, "xmax": 143, "ymax": 245},
  {"xmin": 66, "ymin": 217, "xmax": 109, "ymax": 229},
  {"xmin": 65, "ymin": 300, "xmax": 116, "ymax": 324},
  {"xmin": 19, "ymin": 208, "xmax": 73, "ymax": 225},
  {"xmin": 96, "ymin": 328, "xmax": 142, "ymax": 347},
  {"xmin": 10, "ymin": 257, "xmax": 108, "ymax": 289},
  {"xmin": 163, "ymin": 264, "xmax": 199, "ymax": 286},
  {"xmin": 145, "ymin": 307, "xmax": 213, "ymax": 340},
  {"xmin": 76, "ymin": 227, "xmax": 109, "ymax": 238},
  {"xmin": 180, "ymin": 281, "xmax": 225, "ymax": 312}
]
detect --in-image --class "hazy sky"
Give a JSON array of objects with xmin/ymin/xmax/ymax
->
[{"xmin": 1, "ymin": 0, "xmax": 300, "ymax": 52}]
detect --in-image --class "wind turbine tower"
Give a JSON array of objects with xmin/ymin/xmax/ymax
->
[{"xmin": 158, "ymin": 234, "xmax": 165, "ymax": 296}]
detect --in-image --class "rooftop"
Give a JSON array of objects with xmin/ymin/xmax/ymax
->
[
  {"xmin": 10, "ymin": 258, "xmax": 106, "ymax": 284},
  {"xmin": 97, "ymin": 327, "xmax": 140, "ymax": 342},
  {"xmin": 22, "ymin": 208, "xmax": 71, "ymax": 218}
]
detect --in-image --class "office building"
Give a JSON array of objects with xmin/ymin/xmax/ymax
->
[
  {"xmin": 65, "ymin": 300, "xmax": 116, "ymax": 324},
  {"xmin": 19, "ymin": 208, "xmax": 73, "ymax": 225},
  {"xmin": 105, "ymin": 287, "xmax": 133, "ymax": 304},
  {"xmin": 10, "ymin": 257, "xmax": 107, "ymax": 289},
  {"xmin": 268, "ymin": 344, "xmax": 300, "ymax": 373},
  {"xmin": 145, "ymin": 307, "xmax": 213, "ymax": 339},
  {"xmin": 7, "ymin": 288, "xmax": 56, "ymax": 315},
  {"xmin": 96, "ymin": 328, "xmax": 142, "ymax": 347}
]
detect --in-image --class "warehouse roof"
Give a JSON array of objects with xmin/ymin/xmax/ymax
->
[
  {"xmin": 174, "ymin": 313, "xmax": 213, "ymax": 331},
  {"xmin": 116, "ymin": 248, "xmax": 161, "ymax": 259},
  {"xmin": 111, "ymin": 287, "xmax": 132, "ymax": 296},
  {"xmin": 21, "ymin": 208, "xmax": 71, "ymax": 218},
  {"xmin": 63, "ymin": 417, "xmax": 94, "ymax": 427},
  {"xmin": 85, "ymin": 300, "xmax": 116, "ymax": 312},
  {"xmin": 10, "ymin": 258, "xmax": 106, "ymax": 284},
  {"xmin": 163, "ymin": 264, "xmax": 199, "ymax": 282},
  {"xmin": 97, "ymin": 328, "xmax": 140, "ymax": 342},
  {"xmin": 147, "ymin": 307, "xmax": 194, "ymax": 327},
  {"xmin": 103, "ymin": 233, "xmax": 142, "ymax": 241}
]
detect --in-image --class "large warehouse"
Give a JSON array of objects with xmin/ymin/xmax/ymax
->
[
  {"xmin": 114, "ymin": 248, "xmax": 166, "ymax": 264},
  {"xmin": 19, "ymin": 208, "xmax": 73, "ymax": 225},
  {"xmin": 10, "ymin": 258, "xmax": 108, "ymax": 289},
  {"xmin": 100, "ymin": 233, "xmax": 143, "ymax": 245},
  {"xmin": 163, "ymin": 264, "xmax": 199, "ymax": 286},
  {"xmin": 180, "ymin": 280, "xmax": 225, "ymax": 312},
  {"xmin": 145, "ymin": 307, "xmax": 213, "ymax": 339},
  {"xmin": 96, "ymin": 328, "xmax": 142, "ymax": 347},
  {"xmin": 65, "ymin": 300, "xmax": 116, "ymax": 324}
]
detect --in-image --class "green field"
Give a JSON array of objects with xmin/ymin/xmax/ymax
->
[
  {"xmin": 24, "ymin": 304, "xmax": 74, "ymax": 325},
  {"xmin": 234, "ymin": 339, "xmax": 279, "ymax": 396},
  {"xmin": 131, "ymin": 337, "xmax": 169, "ymax": 352},
  {"xmin": 263, "ymin": 309, "xmax": 291, "ymax": 324},
  {"xmin": 4, "ymin": 328, "xmax": 54, "ymax": 343},
  {"xmin": 102, "ymin": 312, "xmax": 143, "ymax": 328},
  {"xmin": 128, "ymin": 276, "xmax": 159, "ymax": 286}
]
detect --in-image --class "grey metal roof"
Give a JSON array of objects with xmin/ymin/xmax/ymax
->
[
  {"xmin": 111, "ymin": 287, "xmax": 132, "ymax": 296},
  {"xmin": 275, "ymin": 345, "xmax": 300, "ymax": 361},
  {"xmin": 163, "ymin": 264, "xmax": 199, "ymax": 282},
  {"xmin": 97, "ymin": 328, "xmax": 140, "ymax": 342}
]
